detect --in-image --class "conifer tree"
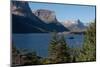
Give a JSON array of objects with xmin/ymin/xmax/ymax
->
[
  {"xmin": 48, "ymin": 32, "xmax": 71, "ymax": 63},
  {"xmin": 56, "ymin": 35, "xmax": 71, "ymax": 63},
  {"xmin": 77, "ymin": 21, "xmax": 96, "ymax": 61},
  {"xmin": 48, "ymin": 32, "xmax": 58, "ymax": 63},
  {"xmin": 24, "ymin": 51, "xmax": 41, "ymax": 65}
]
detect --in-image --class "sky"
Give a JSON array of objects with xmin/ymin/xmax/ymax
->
[{"xmin": 29, "ymin": 2, "xmax": 96, "ymax": 23}]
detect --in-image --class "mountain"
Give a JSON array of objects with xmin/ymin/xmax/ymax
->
[
  {"xmin": 11, "ymin": 1, "xmax": 33, "ymax": 17},
  {"xmin": 33, "ymin": 9, "xmax": 58, "ymax": 23},
  {"xmin": 12, "ymin": 14, "xmax": 48, "ymax": 33},
  {"xmin": 61, "ymin": 19, "xmax": 86, "ymax": 32},
  {"xmin": 12, "ymin": 1, "xmax": 48, "ymax": 33},
  {"xmin": 33, "ymin": 9, "xmax": 69, "ymax": 32},
  {"xmin": 12, "ymin": 1, "xmax": 69, "ymax": 33}
]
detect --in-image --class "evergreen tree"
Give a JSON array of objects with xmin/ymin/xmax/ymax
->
[
  {"xmin": 24, "ymin": 51, "xmax": 41, "ymax": 65},
  {"xmin": 77, "ymin": 21, "xmax": 96, "ymax": 61},
  {"xmin": 48, "ymin": 32, "xmax": 59, "ymax": 63},
  {"xmin": 70, "ymin": 47, "xmax": 81, "ymax": 62},
  {"xmin": 48, "ymin": 32, "xmax": 71, "ymax": 63},
  {"xmin": 56, "ymin": 35, "xmax": 71, "ymax": 63}
]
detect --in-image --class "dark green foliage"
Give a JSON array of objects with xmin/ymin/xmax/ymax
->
[
  {"xmin": 77, "ymin": 21, "xmax": 96, "ymax": 61},
  {"xmin": 12, "ymin": 21, "xmax": 96, "ymax": 65},
  {"xmin": 23, "ymin": 51, "xmax": 41, "ymax": 65},
  {"xmin": 69, "ymin": 47, "xmax": 81, "ymax": 62},
  {"xmin": 12, "ymin": 45, "xmax": 41, "ymax": 66},
  {"xmin": 56, "ymin": 35, "xmax": 71, "ymax": 63},
  {"xmin": 48, "ymin": 32, "xmax": 58, "ymax": 58},
  {"xmin": 41, "ymin": 58, "xmax": 51, "ymax": 64},
  {"xmin": 48, "ymin": 32, "xmax": 71, "ymax": 63}
]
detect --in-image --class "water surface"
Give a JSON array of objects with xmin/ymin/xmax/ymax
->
[{"xmin": 12, "ymin": 33, "xmax": 84, "ymax": 57}]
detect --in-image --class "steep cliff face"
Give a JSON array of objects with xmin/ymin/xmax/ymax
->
[
  {"xmin": 12, "ymin": 1, "xmax": 69, "ymax": 33},
  {"xmin": 12, "ymin": 1, "xmax": 48, "ymax": 33},
  {"xmin": 34, "ymin": 9, "xmax": 58, "ymax": 23},
  {"xmin": 11, "ymin": 1, "xmax": 32, "ymax": 17}
]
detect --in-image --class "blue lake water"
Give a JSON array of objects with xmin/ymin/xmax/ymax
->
[{"xmin": 12, "ymin": 33, "xmax": 84, "ymax": 57}]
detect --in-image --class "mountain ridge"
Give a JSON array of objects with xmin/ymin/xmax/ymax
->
[
  {"xmin": 12, "ymin": 1, "xmax": 69, "ymax": 33},
  {"xmin": 61, "ymin": 19, "xmax": 86, "ymax": 32}
]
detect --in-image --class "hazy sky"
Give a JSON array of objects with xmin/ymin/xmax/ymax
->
[{"xmin": 29, "ymin": 2, "xmax": 96, "ymax": 23}]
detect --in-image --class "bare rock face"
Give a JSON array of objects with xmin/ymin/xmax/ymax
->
[
  {"xmin": 61, "ymin": 19, "xmax": 86, "ymax": 31},
  {"xmin": 11, "ymin": 1, "xmax": 69, "ymax": 33},
  {"xmin": 11, "ymin": 1, "xmax": 32, "ymax": 17},
  {"xmin": 34, "ymin": 9, "xmax": 58, "ymax": 23},
  {"xmin": 11, "ymin": 1, "xmax": 48, "ymax": 33}
]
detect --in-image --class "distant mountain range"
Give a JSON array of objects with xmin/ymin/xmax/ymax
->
[
  {"xmin": 61, "ymin": 20, "xmax": 86, "ymax": 32},
  {"xmin": 12, "ymin": 1, "xmax": 86, "ymax": 33}
]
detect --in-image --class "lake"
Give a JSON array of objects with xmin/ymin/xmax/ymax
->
[{"xmin": 12, "ymin": 33, "xmax": 84, "ymax": 57}]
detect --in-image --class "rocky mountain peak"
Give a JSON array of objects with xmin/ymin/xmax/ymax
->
[
  {"xmin": 12, "ymin": 1, "xmax": 69, "ymax": 33},
  {"xmin": 61, "ymin": 19, "xmax": 85, "ymax": 31},
  {"xmin": 11, "ymin": 1, "xmax": 32, "ymax": 17},
  {"xmin": 33, "ymin": 9, "xmax": 58, "ymax": 23}
]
